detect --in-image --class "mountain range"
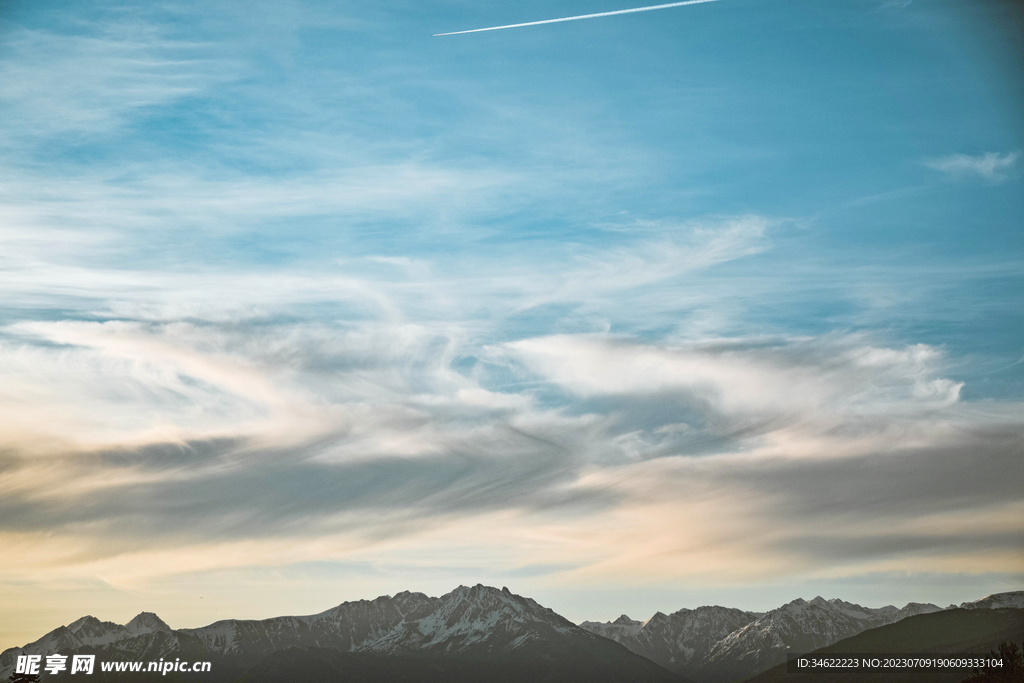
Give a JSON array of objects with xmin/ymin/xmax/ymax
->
[
  {"xmin": 1, "ymin": 585, "xmax": 680, "ymax": 683},
  {"xmin": 581, "ymin": 592, "xmax": 1023, "ymax": 682},
  {"xmin": 744, "ymin": 605, "xmax": 1024, "ymax": 683},
  {"xmin": 3, "ymin": 586, "xmax": 1021, "ymax": 683},
  {"xmin": 580, "ymin": 605, "xmax": 762, "ymax": 680}
]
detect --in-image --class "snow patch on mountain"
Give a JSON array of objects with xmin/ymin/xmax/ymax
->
[
  {"xmin": 0, "ymin": 612, "xmax": 175, "ymax": 680},
  {"xmin": 698, "ymin": 596, "xmax": 943, "ymax": 681},
  {"xmin": 581, "ymin": 604, "xmax": 761, "ymax": 678},
  {"xmin": 367, "ymin": 584, "xmax": 582, "ymax": 655},
  {"xmin": 959, "ymin": 591, "xmax": 1024, "ymax": 610},
  {"xmin": 4, "ymin": 587, "xmax": 1020, "ymax": 683}
]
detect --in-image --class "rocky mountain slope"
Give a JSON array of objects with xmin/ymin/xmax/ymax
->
[
  {"xmin": 743, "ymin": 606, "xmax": 1024, "ymax": 683},
  {"xmin": 1, "ymin": 585, "xmax": 681, "ymax": 683},
  {"xmin": 580, "ymin": 606, "xmax": 761, "ymax": 680},
  {"xmin": 4, "ymin": 588, "xmax": 1021, "ymax": 683},
  {"xmin": 581, "ymin": 591, "xmax": 1023, "ymax": 682},
  {"xmin": 0, "ymin": 613, "xmax": 173, "ymax": 675},
  {"xmin": 959, "ymin": 591, "xmax": 1024, "ymax": 610},
  {"xmin": 694, "ymin": 597, "xmax": 943, "ymax": 682}
]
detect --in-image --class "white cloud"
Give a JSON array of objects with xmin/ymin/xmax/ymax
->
[
  {"xmin": 502, "ymin": 334, "xmax": 962, "ymax": 423},
  {"xmin": 0, "ymin": 22, "xmax": 234, "ymax": 141},
  {"xmin": 925, "ymin": 152, "xmax": 1018, "ymax": 182},
  {"xmin": 876, "ymin": 0, "xmax": 913, "ymax": 11}
]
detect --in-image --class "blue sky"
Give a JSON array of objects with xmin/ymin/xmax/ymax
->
[{"xmin": 0, "ymin": 0, "xmax": 1022, "ymax": 648}]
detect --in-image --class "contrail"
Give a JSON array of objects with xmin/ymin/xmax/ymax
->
[{"xmin": 434, "ymin": 0, "xmax": 720, "ymax": 36}]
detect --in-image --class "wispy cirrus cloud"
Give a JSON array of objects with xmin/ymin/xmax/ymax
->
[
  {"xmin": 517, "ymin": 215, "xmax": 773, "ymax": 310},
  {"xmin": 925, "ymin": 151, "xmax": 1019, "ymax": 182},
  {"xmin": 875, "ymin": 0, "xmax": 913, "ymax": 12},
  {"xmin": 0, "ymin": 22, "xmax": 234, "ymax": 142}
]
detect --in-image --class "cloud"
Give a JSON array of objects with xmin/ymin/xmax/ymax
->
[
  {"xmin": 0, "ymin": 163, "xmax": 516, "ymax": 239},
  {"xmin": 515, "ymin": 216, "xmax": 773, "ymax": 312},
  {"xmin": 3, "ymin": 319, "xmax": 1019, "ymax": 590},
  {"xmin": 925, "ymin": 152, "xmax": 1019, "ymax": 182},
  {"xmin": 574, "ymin": 420, "xmax": 1024, "ymax": 581},
  {"xmin": 0, "ymin": 0, "xmax": 1021, "ymax": 651},
  {"xmin": 501, "ymin": 334, "xmax": 962, "ymax": 424},
  {"xmin": 0, "ymin": 21, "xmax": 234, "ymax": 142},
  {"xmin": 875, "ymin": 0, "xmax": 913, "ymax": 12},
  {"xmin": 0, "ymin": 164, "xmax": 1015, "ymax": 589}
]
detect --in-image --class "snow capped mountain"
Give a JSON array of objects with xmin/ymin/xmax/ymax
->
[
  {"xmin": 696, "ymin": 596, "xmax": 942, "ymax": 682},
  {"xmin": 4, "ymin": 587, "xmax": 1020, "ymax": 683},
  {"xmin": 581, "ymin": 605, "xmax": 761, "ymax": 679},
  {"xmin": 0, "ymin": 611, "xmax": 172, "ymax": 680},
  {"xmin": 580, "ymin": 595, "xmax": 949, "ymax": 683},
  {"xmin": 0, "ymin": 586, "xmax": 677, "ymax": 683},
  {"xmin": 143, "ymin": 584, "xmax": 606, "ymax": 664},
  {"xmin": 891, "ymin": 601, "xmax": 947, "ymax": 619},
  {"xmin": 124, "ymin": 612, "xmax": 171, "ymax": 636},
  {"xmin": 580, "ymin": 614, "xmax": 646, "ymax": 640},
  {"xmin": 182, "ymin": 595, "xmax": 414, "ymax": 662},
  {"xmin": 173, "ymin": 585, "xmax": 589, "ymax": 662},
  {"xmin": 367, "ymin": 584, "xmax": 579, "ymax": 655},
  {"xmin": 64, "ymin": 617, "xmax": 130, "ymax": 646},
  {"xmin": 958, "ymin": 591, "xmax": 1024, "ymax": 610}
]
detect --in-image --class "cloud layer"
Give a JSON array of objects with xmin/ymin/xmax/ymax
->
[{"xmin": 3, "ymin": 314, "xmax": 1020, "ymax": 590}]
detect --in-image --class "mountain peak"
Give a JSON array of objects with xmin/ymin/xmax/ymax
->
[
  {"xmin": 644, "ymin": 611, "xmax": 669, "ymax": 625},
  {"xmin": 62, "ymin": 615, "xmax": 134, "ymax": 646},
  {"xmin": 126, "ymin": 612, "xmax": 171, "ymax": 634},
  {"xmin": 447, "ymin": 583, "xmax": 494, "ymax": 598},
  {"xmin": 439, "ymin": 584, "xmax": 532, "ymax": 611},
  {"xmin": 66, "ymin": 616, "xmax": 102, "ymax": 631},
  {"xmin": 774, "ymin": 597, "xmax": 808, "ymax": 613}
]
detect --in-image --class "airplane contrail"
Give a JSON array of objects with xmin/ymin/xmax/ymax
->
[{"xmin": 433, "ymin": 0, "xmax": 720, "ymax": 36}]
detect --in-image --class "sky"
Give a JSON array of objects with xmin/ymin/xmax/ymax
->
[{"xmin": 1, "ymin": 0, "xmax": 1022, "ymax": 650}]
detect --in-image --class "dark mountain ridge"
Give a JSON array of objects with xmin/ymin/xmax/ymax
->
[
  {"xmin": 580, "ymin": 591, "xmax": 1023, "ymax": 682},
  {"xmin": 743, "ymin": 607, "xmax": 1024, "ymax": 683},
  {"xmin": 3, "ymin": 587, "xmax": 1020, "ymax": 683},
  {"xmin": 1, "ymin": 585, "xmax": 683, "ymax": 683}
]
